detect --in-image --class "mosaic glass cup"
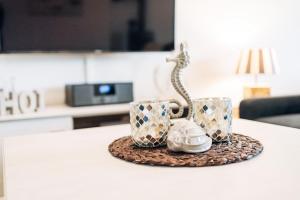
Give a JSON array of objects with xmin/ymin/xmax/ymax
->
[
  {"xmin": 130, "ymin": 100, "xmax": 180, "ymax": 147},
  {"xmin": 193, "ymin": 97, "xmax": 232, "ymax": 143}
]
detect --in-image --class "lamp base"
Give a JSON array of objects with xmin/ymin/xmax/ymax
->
[{"xmin": 243, "ymin": 86, "xmax": 271, "ymax": 99}]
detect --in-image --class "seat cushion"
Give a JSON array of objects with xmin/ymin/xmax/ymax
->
[{"xmin": 256, "ymin": 114, "xmax": 300, "ymax": 129}]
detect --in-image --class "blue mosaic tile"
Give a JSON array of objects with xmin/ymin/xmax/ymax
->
[{"xmin": 143, "ymin": 116, "xmax": 149, "ymax": 122}]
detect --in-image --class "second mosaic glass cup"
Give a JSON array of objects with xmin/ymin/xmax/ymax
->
[
  {"xmin": 193, "ymin": 97, "xmax": 232, "ymax": 143},
  {"xmin": 130, "ymin": 100, "xmax": 181, "ymax": 147}
]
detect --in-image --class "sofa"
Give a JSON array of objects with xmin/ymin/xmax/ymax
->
[{"xmin": 239, "ymin": 95, "xmax": 300, "ymax": 129}]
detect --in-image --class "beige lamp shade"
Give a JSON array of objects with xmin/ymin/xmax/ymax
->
[{"xmin": 236, "ymin": 48, "xmax": 279, "ymax": 75}]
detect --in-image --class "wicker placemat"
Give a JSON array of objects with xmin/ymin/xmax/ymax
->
[{"xmin": 108, "ymin": 133, "xmax": 263, "ymax": 167}]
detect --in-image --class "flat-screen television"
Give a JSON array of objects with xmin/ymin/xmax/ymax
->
[{"xmin": 0, "ymin": 0, "xmax": 175, "ymax": 52}]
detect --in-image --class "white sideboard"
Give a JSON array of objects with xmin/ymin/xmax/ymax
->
[{"xmin": 0, "ymin": 104, "xmax": 130, "ymax": 135}]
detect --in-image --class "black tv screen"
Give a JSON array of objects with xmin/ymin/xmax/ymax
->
[{"xmin": 0, "ymin": 0, "xmax": 175, "ymax": 52}]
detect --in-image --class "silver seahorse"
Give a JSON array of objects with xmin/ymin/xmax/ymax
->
[{"xmin": 166, "ymin": 43, "xmax": 193, "ymax": 120}]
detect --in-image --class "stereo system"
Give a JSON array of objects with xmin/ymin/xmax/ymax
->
[{"xmin": 65, "ymin": 83, "xmax": 133, "ymax": 107}]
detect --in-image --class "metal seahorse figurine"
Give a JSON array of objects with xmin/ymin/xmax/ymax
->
[
  {"xmin": 166, "ymin": 43, "xmax": 193, "ymax": 120},
  {"xmin": 166, "ymin": 43, "xmax": 212, "ymax": 153}
]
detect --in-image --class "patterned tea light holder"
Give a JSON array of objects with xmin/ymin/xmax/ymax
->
[
  {"xmin": 193, "ymin": 97, "xmax": 232, "ymax": 143},
  {"xmin": 130, "ymin": 100, "xmax": 183, "ymax": 147}
]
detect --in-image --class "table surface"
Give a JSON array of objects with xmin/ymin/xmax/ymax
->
[{"xmin": 3, "ymin": 119, "xmax": 300, "ymax": 200}]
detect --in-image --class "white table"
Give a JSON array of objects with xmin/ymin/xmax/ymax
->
[
  {"xmin": 0, "ymin": 103, "xmax": 131, "ymax": 198},
  {"xmin": 3, "ymin": 119, "xmax": 300, "ymax": 200}
]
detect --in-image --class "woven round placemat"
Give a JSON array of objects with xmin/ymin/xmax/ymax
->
[{"xmin": 108, "ymin": 133, "xmax": 263, "ymax": 167}]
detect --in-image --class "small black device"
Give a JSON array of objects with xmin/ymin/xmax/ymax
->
[{"xmin": 65, "ymin": 82, "xmax": 133, "ymax": 107}]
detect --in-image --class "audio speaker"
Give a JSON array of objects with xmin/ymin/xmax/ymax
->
[{"xmin": 65, "ymin": 82, "xmax": 133, "ymax": 107}]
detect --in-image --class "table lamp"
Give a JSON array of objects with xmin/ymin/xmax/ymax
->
[{"xmin": 236, "ymin": 48, "xmax": 279, "ymax": 99}]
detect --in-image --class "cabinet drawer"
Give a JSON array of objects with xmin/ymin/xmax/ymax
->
[{"xmin": 0, "ymin": 116, "xmax": 73, "ymax": 136}]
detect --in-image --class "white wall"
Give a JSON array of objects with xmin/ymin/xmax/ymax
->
[
  {"xmin": 0, "ymin": 0, "xmax": 300, "ymax": 107},
  {"xmin": 177, "ymin": 0, "xmax": 300, "ymax": 105}
]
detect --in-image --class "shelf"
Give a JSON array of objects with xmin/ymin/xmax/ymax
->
[{"xmin": 0, "ymin": 104, "xmax": 130, "ymax": 122}]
